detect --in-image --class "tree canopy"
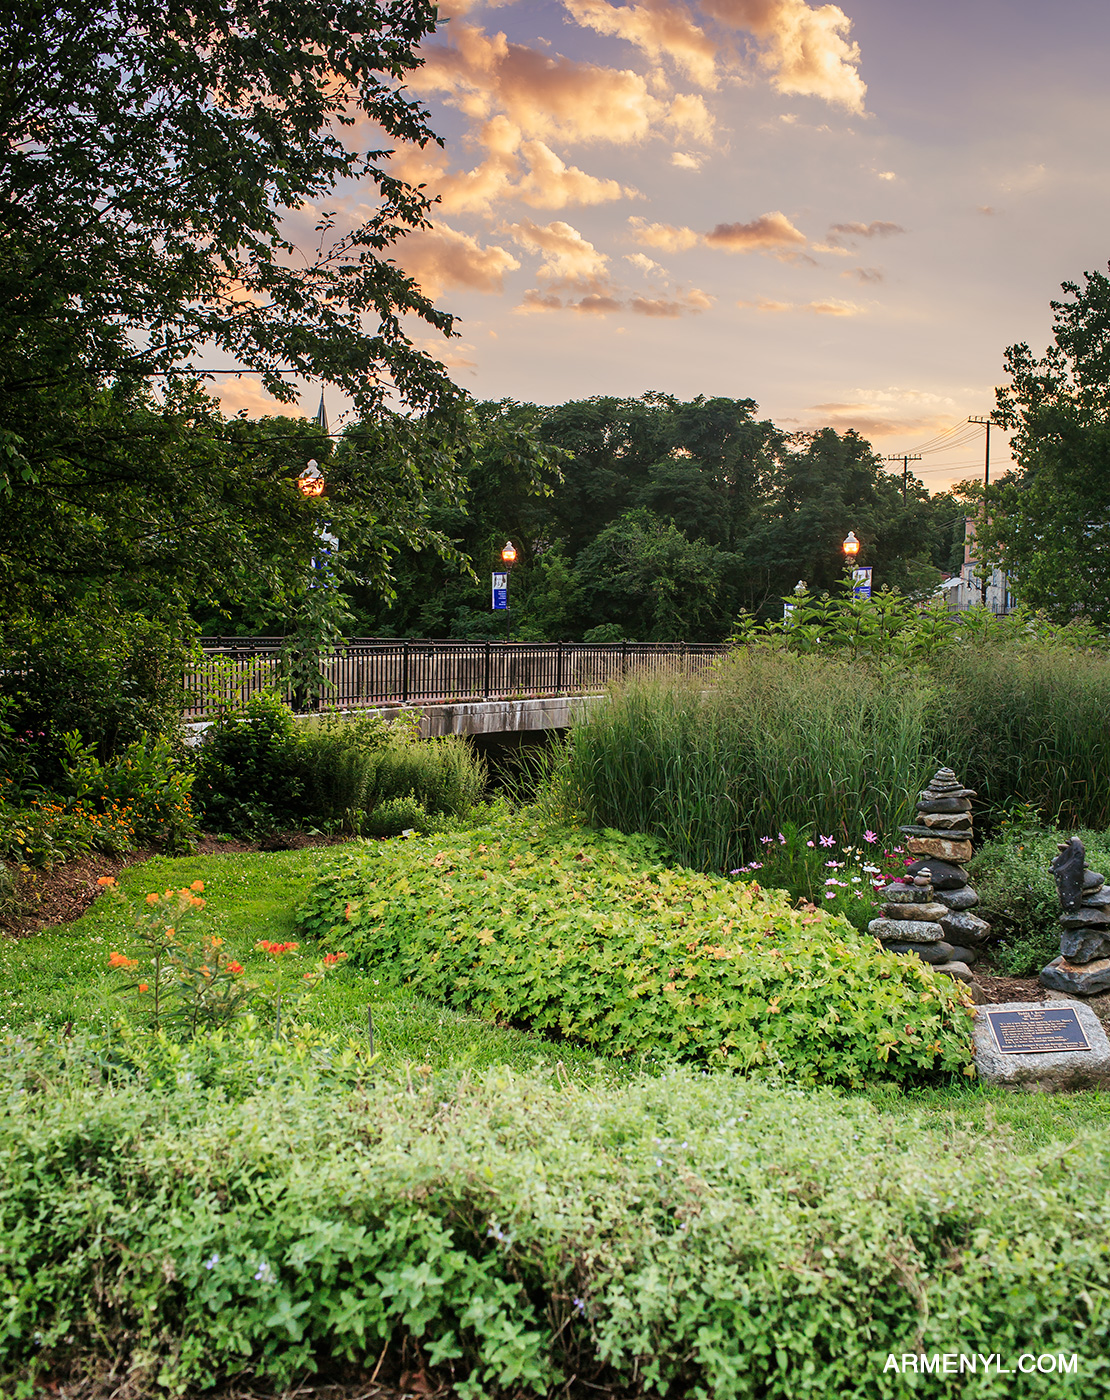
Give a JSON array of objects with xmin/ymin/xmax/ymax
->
[
  {"xmin": 981, "ymin": 266, "xmax": 1110, "ymax": 626},
  {"xmin": 0, "ymin": 0, "xmax": 502, "ymax": 624},
  {"xmin": 357, "ymin": 393, "xmax": 959, "ymax": 642}
]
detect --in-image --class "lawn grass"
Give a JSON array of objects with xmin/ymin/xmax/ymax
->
[
  {"xmin": 0, "ymin": 844, "xmax": 633, "ymax": 1087},
  {"xmin": 3, "ymin": 841, "xmax": 1110, "ymax": 1145}
]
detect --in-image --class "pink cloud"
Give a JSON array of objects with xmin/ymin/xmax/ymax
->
[
  {"xmin": 701, "ymin": 0, "xmax": 866, "ymax": 111},
  {"xmin": 396, "ymin": 223, "xmax": 521, "ymax": 297},
  {"xmin": 563, "ymin": 0, "xmax": 720, "ymax": 88},
  {"xmin": 704, "ymin": 211, "xmax": 807, "ymax": 250}
]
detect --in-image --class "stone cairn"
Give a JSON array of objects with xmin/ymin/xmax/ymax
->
[
  {"xmin": 1040, "ymin": 836, "xmax": 1110, "ymax": 996},
  {"xmin": 868, "ymin": 766, "xmax": 991, "ymax": 984}
]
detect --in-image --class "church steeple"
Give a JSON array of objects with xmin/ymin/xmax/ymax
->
[{"xmin": 313, "ymin": 390, "xmax": 329, "ymax": 436}]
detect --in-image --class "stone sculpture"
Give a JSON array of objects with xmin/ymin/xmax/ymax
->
[
  {"xmin": 868, "ymin": 765, "xmax": 990, "ymax": 985},
  {"xmin": 1040, "ymin": 837, "xmax": 1110, "ymax": 996}
]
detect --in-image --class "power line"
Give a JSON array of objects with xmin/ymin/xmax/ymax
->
[{"xmin": 882, "ymin": 452, "xmax": 921, "ymax": 502}]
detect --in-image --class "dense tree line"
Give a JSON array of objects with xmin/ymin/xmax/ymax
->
[{"xmin": 320, "ymin": 394, "xmax": 966, "ymax": 643}]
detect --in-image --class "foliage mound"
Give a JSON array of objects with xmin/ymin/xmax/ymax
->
[
  {"xmin": 297, "ymin": 822, "xmax": 974, "ymax": 1088},
  {"xmin": 4, "ymin": 1036, "xmax": 1110, "ymax": 1398}
]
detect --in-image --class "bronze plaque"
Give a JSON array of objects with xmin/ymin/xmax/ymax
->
[{"xmin": 986, "ymin": 1007, "xmax": 1091, "ymax": 1055}]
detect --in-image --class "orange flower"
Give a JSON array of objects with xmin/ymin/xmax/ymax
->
[
  {"xmin": 108, "ymin": 951, "xmax": 139, "ymax": 969},
  {"xmin": 145, "ymin": 892, "xmax": 159, "ymax": 906},
  {"xmin": 137, "ymin": 983, "xmax": 150, "ymax": 993},
  {"xmin": 322, "ymin": 952, "xmax": 348, "ymax": 965},
  {"xmin": 97, "ymin": 875, "xmax": 116, "ymax": 887},
  {"xmin": 165, "ymin": 927, "xmax": 175, "ymax": 938},
  {"xmin": 190, "ymin": 880, "xmax": 205, "ymax": 892},
  {"xmin": 226, "ymin": 961, "xmax": 244, "ymax": 975}
]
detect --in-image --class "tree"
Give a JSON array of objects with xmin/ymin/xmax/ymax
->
[
  {"xmin": 0, "ymin": 0, "xmax": 477, "ymax": 607},
  {"xmin": 981, "ymin": 266, "xmax": 1110, "ymax": 626},
  {"xmin": 573, "ymin": 509, "xmax": 730, "ymax": 641}
]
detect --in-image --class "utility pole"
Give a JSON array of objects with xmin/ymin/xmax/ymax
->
[
  {"xmin": 882, "ymin": 454, "xmax": 922, "ymax": 503},
  {"xmin": 968, "ymin": 416, "xmax": 993, "ymax": 605}
]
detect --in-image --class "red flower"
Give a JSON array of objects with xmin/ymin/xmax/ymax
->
[{"xmin": 226, "ymin": 961, "xmax": 244, "ymax": 975}]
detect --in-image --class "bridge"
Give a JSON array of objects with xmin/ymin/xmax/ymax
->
[{"xmin": 188, "ymin": 638, "xmax": 729, "ymax": 737}]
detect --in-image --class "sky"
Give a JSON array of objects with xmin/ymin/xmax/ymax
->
[{"xmin": 214, "ymin": 0, "xmax": 1110, "ymax": 494}]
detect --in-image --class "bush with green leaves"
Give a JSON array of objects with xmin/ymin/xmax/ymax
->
[
  {"xmin": 192, "ymin": 692, "xmax": 307, "ymax": 834},
  {"xmin": 0, "ymin": 590, "xmax": 193, "ymax": 774},
  {"xmin": 5, "ymin": 1033, "xmax": 1110, "ymax": 1398},
  {"xmin": 970, "ymin": 820, "xmax": 1110, "ymax": 976},
  {"xmin": 195, "ymin": 698, "xmax": 485, "ymax": 836},
  {"xmin": 57, "ymin": 730, "xmax": 196, "ymax": 852},
  {"xmin": 298, "ymin": 822, "xmax": 974, "ymax": 1088}
]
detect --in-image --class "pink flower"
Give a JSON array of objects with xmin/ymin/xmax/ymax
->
[
  {"xmin": 824, "ymin": 891, "xmax": 836, "ymax": 899},
  {"xmin": 819, "ymin": 835, "xmax": 836, "ymax": 848},
  {"xmin": 864, "ymin": 830, "xmax": 877, "ymax": 843},
  {"xmin": 777, "ymin": 832, "xmax": 786, "ymax": 844},
  {"xmin": 806, "ymin": 840, "xmax": 815, "ymax": 848}
]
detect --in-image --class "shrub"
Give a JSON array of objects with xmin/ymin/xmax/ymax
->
[
  {"xmin": 194, "ymin": 700, "xmax": 485, "ymax": 836},
  {"xmin": 0, "ymin": 590, "xmax": 192, "ymax": 772},
  {"xmin": 0, "ymin": 796, "xmax": 136, "ymax": 869},
  {"xmin": 362, "ymin": 795, "xmax": 431, "ymax": 838},
  {"xmin": 58, "ymin": 730, "xmax": 196, "ymax": 852},
  {"xmin": 4, "ymin": 1037, "xmax": 1110, "ymax": 1398},
  {"xmin": 192, "ymin": 691, "xmax": 306, "ymax": 834},
  {"xmin": 297, "ymin": 822, "xmax": 974, "ymax": 1088},
  {"xmin": 362, "ymin": 734, "xmax": 486, "ymax": 819},
  {"xmin": 970, "ymin": 822, "xmax": 1110, "ymax": 976}
]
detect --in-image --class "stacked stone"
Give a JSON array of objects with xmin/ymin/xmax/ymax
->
[
  {"xmin": 868, "ymin": 765, "xmax": 991, "ymax": 984},
  {"xmin": 1040, "ymin": 836, "xmax": 1110, "ymax": 996}
]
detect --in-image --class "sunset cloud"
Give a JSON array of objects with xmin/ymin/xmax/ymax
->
[
  {"xmin": 505, "ymin": 217, "xmax": 610, "ymax": 286},
  {"xmin": 630, "ymin": 210, "xmax": 809, "ymax": 255},
  {"xmin": 397, "ymin": 223, "xmax": 521, "ymax": 298},
  {"xmin": 563, "ymin": 0, "xmax": 720, "ymax": 88},
  {"xmin": 516, "ymin": 139, "xmax": 636, "ymax": 207},
  {"xmin": 516, "ymin": 283, "xmax": 713, "ymax": 316},
  {"xmin": 384, "ymin": 117, "xmax": 634, "ymax": 213},
  {"xmin": 826, "ymin": 220, "xmax": 904, "ymax": 245},
  {"xmin": 628, "ymin": 216, "xmax": 701, "ymax": 252},
  {"xmin": 630, "ymin": 287, "xmax": 715, "ymax": 316},
  {"xmin": 737, "ymin": 296, "xmax": 863, "ymax": 315},
  {"xmin": 704, "ymin": 211, "xmax": 807, "ymax": 251},
  {"xmin": 419, "ymin": 21, "xmax": 669, "ymax": 146},
  {"xmin": 701, "ymin": 0, "xmax": 866, "ymax": 111},
  {"xmin": 213, "ymin": 376, "xmax": 302, "ymax": 420}
]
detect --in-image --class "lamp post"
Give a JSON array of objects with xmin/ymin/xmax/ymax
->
[
  {"xmin": 842, "ymin": 530, "xmax": 872, "ymax": 600},
  {"xmin": 291, "ymin": 459, "xmax": 329, "ymax": 712},
  {"xmin": 501, "ymin": 540, "xmax": 517, "ymax": 641}
]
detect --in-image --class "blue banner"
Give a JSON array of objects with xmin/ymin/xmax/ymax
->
[
  {"xmin": 491, "ymin": 572, "xmax": 508, "ymax": 610},
  {"xmin": 852, "ymin": 566, "xmax": 873, "ymax": 600}
]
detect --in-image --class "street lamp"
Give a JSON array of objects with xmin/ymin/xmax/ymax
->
[
  {"xmin": 297, "ymin": 460, "xmax": 325, "ymax": 498},
  {"xmin": 842, "ymin": 530, "xmax": 859, "ymax": 560},
  {"xmin": 501, "ymin": 540, "xmax": 517, "ymax": 641}
]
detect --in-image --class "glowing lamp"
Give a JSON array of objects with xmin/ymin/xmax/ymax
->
[
  {"xmin": 842, "ymin": 530, "xmax": 860, "ymax": 559},
  {"xmin": 297, "ymin": 461, "xmax": 325, "ymax": 498},
  {"xmin": 501, "ymin": 540, "xmax": 518, "ymax": 565}
]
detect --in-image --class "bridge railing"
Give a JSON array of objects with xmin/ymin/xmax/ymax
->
[{"xmin": 184, "ymin": 638, "xmax": 730, "ymax": 717}]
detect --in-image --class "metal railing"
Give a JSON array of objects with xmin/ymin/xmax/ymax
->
[{"xmin": 184, "ymin": 638, "xmax": 729, "ymax": 717}]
